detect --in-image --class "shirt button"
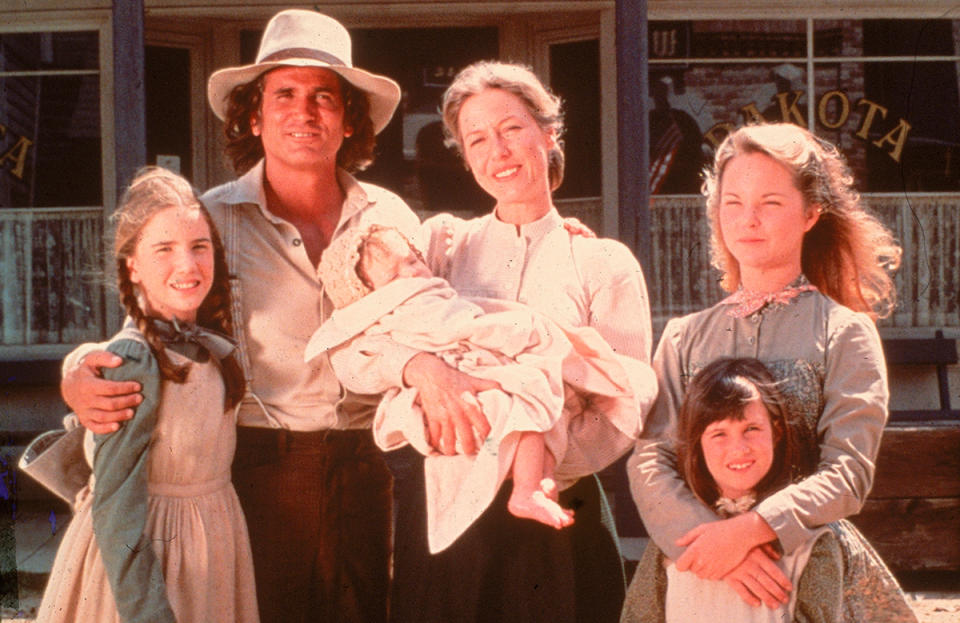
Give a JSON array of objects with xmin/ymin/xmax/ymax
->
[
  {"xmin": 292, "ymin": 238, "xmax": 302, "ymax": 246},
  {"xmin": 749, "ymin": 336, "xmax": 756, "ymax": 344}
]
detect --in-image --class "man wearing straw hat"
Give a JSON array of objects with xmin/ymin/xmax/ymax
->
[{"xmin": 61, "ymin": 9, "xmax": 423, "ymax": 622}]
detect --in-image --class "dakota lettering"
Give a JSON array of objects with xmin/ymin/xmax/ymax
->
[
  {"xmin": 774, "ymin": 90, "xmax": 805, "ymax": 127},
  {"xmin": 0, "ymin": 123, "xmax": 33, "ymax": 181},
  {"xmin": 817, "ymin": 90, "xmax": 850, "ymax": 129}
]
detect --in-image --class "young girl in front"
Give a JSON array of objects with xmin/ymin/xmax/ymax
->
[
  {"xmin": 660, "ymin": 357, "xmax": 842, "ymax": 623},
  {"xmin": 37, "ymin": 167, "xmax": 258, "ymax": 623}
]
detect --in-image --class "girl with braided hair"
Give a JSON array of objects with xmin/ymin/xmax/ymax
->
[{"xmin": 38, "ymin": 167, "xmax": 258, "ymax": 623}]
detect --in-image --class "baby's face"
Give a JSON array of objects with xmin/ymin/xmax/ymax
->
[{"xmin": 363, "ymin": 229, "xmax": 432, "ymax": 289}]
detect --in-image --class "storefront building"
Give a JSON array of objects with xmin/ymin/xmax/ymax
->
[{"xmin": 1, "ymin": 0, "xmax": 958, "ymax": 569}]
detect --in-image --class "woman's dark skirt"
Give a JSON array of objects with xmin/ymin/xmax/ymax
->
[{"xmin": 387, "ymin": 446, "xmax": 625, "ymax": 623}]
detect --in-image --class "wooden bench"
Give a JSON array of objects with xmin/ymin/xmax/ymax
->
[
  {"xmin": 850, "ymin": 331, "xmax": 960, "ymax": 571},
  {"xmin": 880, "ymin": 330, "xmax": 959, "ymax": 421},
  {"xmin": 851, "ymin": 422, "xmax": 960, "ymax": 571}
]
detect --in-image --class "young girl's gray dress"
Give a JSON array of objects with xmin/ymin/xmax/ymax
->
[{"xmin": 37, "ymin": 328, "xmax": 258, "ymax": 623}]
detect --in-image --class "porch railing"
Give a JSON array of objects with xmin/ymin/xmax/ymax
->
[
  {"xmin": 647, "ymin": 194, "xmax": 960, "ymax": 333},
  {"xmin": 0, "ymin": 207, "xmax": 106, "ymax": 358},
  {"xmin": 0, "ymin": 196, "xmax": 957, "ymax": 357}
]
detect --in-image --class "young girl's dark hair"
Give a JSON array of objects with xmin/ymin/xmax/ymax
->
[
  {"xmin": 112, "ymin": 166, "xmax": 244, "ymax": 410},
  {"xmin": 677, "ymin": 357, "xmax": 813, "ymax": 507}
]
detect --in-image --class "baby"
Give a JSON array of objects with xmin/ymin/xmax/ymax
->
[{"xmin": 308, "ymin": 223, "xmax": 656, "ymax": 553}]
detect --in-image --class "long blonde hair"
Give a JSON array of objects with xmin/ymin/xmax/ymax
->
[{"xmin": 703, "ymin": 123, "xmax": 901, "ymax": 318}]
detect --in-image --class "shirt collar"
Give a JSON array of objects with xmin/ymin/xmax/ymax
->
[
  {"xmin": 334, "ymin": 168, "xmax": 373, "ymax": 233},
  {"xmin": 230, "ymin": 159, "xmax": 372, "ymax": 228},
  {"xmin": 722, "ymin": 274, "xmax": 817, "ymax": 318},
  {"xmin": 486, "ymin": 207, "xmax": 564, "ymax": 243}
]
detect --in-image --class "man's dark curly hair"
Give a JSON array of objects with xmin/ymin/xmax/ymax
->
[{"xmin": 222, "ymin": 68, "xmax": 377, "ymax": 176}]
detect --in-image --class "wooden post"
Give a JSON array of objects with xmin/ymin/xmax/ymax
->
[
  {"xmin": 113, "ymin": 0, "xmax": 146, "ymax": 207},
  {"xmin": 615, "ymin": 0, "xmax": 651, "ymax": 271}
]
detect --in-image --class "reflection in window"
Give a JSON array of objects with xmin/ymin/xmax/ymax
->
[
  {"xmin": 648, "ymin": 18, "xmax": 960, "ymax": 193},
  {"xmin": 0, "ymin": 32, "xmax": 101, "ymax": 207},
  {"xmin": 352, "ymin": 27, "xmax": 498, "ymax": 216}
]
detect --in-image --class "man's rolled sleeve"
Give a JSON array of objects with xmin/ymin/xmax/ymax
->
[{"xmin": 330, "ymin": 334, "xmax": 421, "ymax": 394}]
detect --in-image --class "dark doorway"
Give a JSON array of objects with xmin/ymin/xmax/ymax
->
[{"xmin": 145, "ymin": 45, "xmax": 193, "ymax": 180}]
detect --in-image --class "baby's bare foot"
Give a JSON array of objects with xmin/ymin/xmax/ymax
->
[{"xmin": 508, "ymin": 481, "xmax": 575, "ymax": 529}]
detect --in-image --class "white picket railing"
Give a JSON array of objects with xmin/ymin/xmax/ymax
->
[
  {"xmin": 646, "ymin": 194, "xmax": 960, "ymax": 333},
  {"xmin": 0, "ymin": 195, "xmax": 956, "ymax": 355},
  {"xmin": 0, "ymin": 207, "xmax": 106, "ymax": 357}
]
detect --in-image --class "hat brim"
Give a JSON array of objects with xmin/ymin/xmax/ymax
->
[{"xmin": 207, "ymin": 58, "xmax": 401, "ymax": 134}]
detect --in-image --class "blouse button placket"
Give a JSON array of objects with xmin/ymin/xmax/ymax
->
[{"xmin": 748, "ymin": 313, "xmax": 761, "ymax": 354}]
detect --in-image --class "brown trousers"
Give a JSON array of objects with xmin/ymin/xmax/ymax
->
[{"xmin": 232, "ymin": 426, "xmax": 392, "ymax": 623}]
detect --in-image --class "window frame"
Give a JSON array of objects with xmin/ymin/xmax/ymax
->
[
  {"xmin": 0, "ymin": 12, "xmax": 114, "ymax": 360},
  {"xmin": 648, "ymin": 17, "xmax": 960, "ymax": 195}
]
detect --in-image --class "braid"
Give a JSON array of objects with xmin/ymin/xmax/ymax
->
[
  {"xmin": 116, "ymin": 259, "xmax": 190, "ymax": 383},
  {"xmin": 194, "ymin": 211, "xmax": 245, "ymax": 410},
  {"xmin": 112, "ymin": 165, "xmax": 245, "ymax": 409}
]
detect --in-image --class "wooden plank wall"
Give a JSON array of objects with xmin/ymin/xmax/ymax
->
[{"xmin": 850, "ymin": 423, "xmax": 960, "ymax": 571}]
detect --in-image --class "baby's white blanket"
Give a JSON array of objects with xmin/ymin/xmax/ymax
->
[{"xmin": 307, "ymin": 277, "xmax": 656, "ymax": 552}]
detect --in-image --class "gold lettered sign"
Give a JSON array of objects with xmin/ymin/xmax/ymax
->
[
  {"xmin": 0, "ymin": 122, "xmax": 33, "ymax": 180},
  {"xmin": 704, "ymin": 90, "xmax": 911, "ymax": 163},
  {"xmin": 649, "ymin": 22, "xmax": 690, "ymax": 60}
]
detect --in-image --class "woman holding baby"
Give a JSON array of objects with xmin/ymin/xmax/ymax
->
[{"xmin": 336, "ymin": 61, "xmax": 654, "ymax": 623}]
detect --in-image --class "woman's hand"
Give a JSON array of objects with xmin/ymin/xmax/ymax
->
[
  {"xmin": 723, "ymin": 545, "xmax": 792, "ymax": 608},
  {"xmin": 61, "ymin": 350, "xmax": 141, "ymax": 433},
  {"xmin": 674, "ymin": 511, "xmax": 778, "ymax": 579},
  {"xmin": 402, "ymin": 352, "xmax": 500, "ymax": 455}
]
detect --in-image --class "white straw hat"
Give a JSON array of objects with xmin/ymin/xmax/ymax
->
[{"xmin": 207, "ymin": 9, "xmax": 401, "ymax": 134}]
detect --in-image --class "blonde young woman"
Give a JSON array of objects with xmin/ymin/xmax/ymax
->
[
  {"xmin": 623, "ymin": 123, "xmax": 916, "ymax": 623},
  {"xmin": 335, "ymin": 61, "xmax": 654, "ymax": 623}
]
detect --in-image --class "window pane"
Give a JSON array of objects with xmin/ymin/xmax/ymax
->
[
  {"xmin": 816, "ymin": 19, "xmax": 960, "ymax": 57},
  {"xmin": 815, "ymin": 61, "xmax": 960, "ymax": 192},
  {"xmin": 146, "ymin": 46, "xmax": 192, "ymax": 178},
  {"xmin": 0, "ymin": 31, "xmax": 98, "ymax": 71},
  {"xmin": 351, "ymin": 27, "xmax": 498, "ymax": 216},
  {"xmin": 650, "ymin": 20, "xmax": 805, "ymax": 61},
  {"xmin": 648, "ymin": 62, "xmax": 807, "ymax": 194},
  {"xmin": 0, "ymin": 74, "xmax": 102, "ymax": 207},
  {"xmin": 647, "ymin": 55, "xmax": 960, "ymax": 193},
  {"xmin": 551, "ymin": 39, "xmax": 600, "ymax": 199}
]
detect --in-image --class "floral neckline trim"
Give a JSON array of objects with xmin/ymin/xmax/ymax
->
[
  {"xmin": 722, "ymin": 275, "xmax": 818, "ymax": 318},
  {"xmin": 714, "ymin": 492, "xmax": 757, "ymax": 518}
]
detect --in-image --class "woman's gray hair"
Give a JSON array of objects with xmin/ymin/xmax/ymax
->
[{"xmin": 441, "ymin": 61, "xmax": 566, "ymax": 191}]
